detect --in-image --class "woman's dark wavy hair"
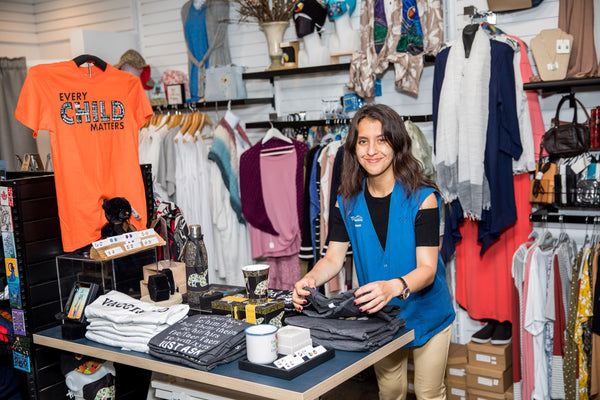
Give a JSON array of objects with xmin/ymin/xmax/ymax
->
[{"xmin": 338, "ymin": 104, "xmax": 437, "ymax": 203}]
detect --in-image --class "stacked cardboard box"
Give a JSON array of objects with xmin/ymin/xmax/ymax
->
[
  {"xmin": 466, "ymin": 341, "xmax": 513, "ymax": 399},
  {"xmin": 446, "ymin": 343, "xmax": 468, "ymax": 400}
]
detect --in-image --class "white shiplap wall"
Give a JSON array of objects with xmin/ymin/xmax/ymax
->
[
  {"xmin": 2, "ymin": 0, "xmax": 598, "ymax": 136},
  {"xmin": 0, "ymin": 1, "xmax": 38, "ymax": 59}
]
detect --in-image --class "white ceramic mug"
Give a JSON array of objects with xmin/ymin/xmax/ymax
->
[{"xmin": 245, "ymin": 324, "xmax": 278, "ymax": 364}]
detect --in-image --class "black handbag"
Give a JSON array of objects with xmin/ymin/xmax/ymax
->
[{"xmin": 542, "ymin": 94, "xmax": 590, "ymax": 158}]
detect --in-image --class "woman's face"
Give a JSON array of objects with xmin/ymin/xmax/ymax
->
[{"xmin": 355, "ymin": 118, "xmax": 394, "ymax": 179}]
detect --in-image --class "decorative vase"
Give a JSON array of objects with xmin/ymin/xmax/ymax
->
[{"xmin": 260, "ymin": 21, "xmax": 290, "ymax": 71}]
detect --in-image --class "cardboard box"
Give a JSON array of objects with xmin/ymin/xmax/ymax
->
[
  {"xmin": 467, "ymin": 342, "xmax": 512, "ymax": 370},
  {"xmin": 447, "ymin": 365, "xmax": 467, "ymax": 385},
  {"xmin": 211, "ymin": 296, "xmax": 247, "ymax": 320},
  {"xmin": 446, "ymin": 379, "xmax": 467, "ymax": 400},
  {"xmin": 447, "ymin": 342, "xmax": 468, "ymax": 385},
  {"xmin": 466, "ymin": 364, "xmax": 512, "ymax": 394},
  {"xmin": 468, "ymin": 387, "xmax": 513, "ymax": 400},
  {"xmin": 245, "ymin": 300, "xmax": 285, "ymax": 327},
  {"xmin": 487, "ymin": 0, "xmax": 532, "ymax": 12},
  {"xmin": 143, "ymin": 260, "xmax": 186, "ymax": 294},
  {"xmin": 448, "ymin": 343, "xmax": 468, "ymax": 365}
]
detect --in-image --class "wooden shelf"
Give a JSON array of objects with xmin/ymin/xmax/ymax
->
[{"xmin": 523, "ymin": 77, "xmax": 600, "ymax": 93}]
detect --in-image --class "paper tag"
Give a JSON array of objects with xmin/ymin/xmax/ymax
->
[
  {"xmin": 535, "ymin": 171, "xmax": 544, "ymax": 180},
  {"xmin": 475, "ymin": 354, "xmax": 491, "ymax": 363},
  {"xmin": 451, "ymin": 388, "xmax": 466, "ymax": 396},
  {"xmin": 477, "ymin": 376, "xmax": 494, "ymax": 386},
  {"xmin": 571, "ymin": 156, "xmax": 588, "ymax": 175},
  {"xmin": 556, "ymin": 39, "xmax": 570, "ymax": 54},
  {"xmin": 449, "ymin": 367, "xmax": 466, "ymax": 377},
  {"xmin": 547, "ymin": 62, "xmax": 559, "ymax": 71}
]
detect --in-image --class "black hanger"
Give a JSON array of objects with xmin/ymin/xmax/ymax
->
[{"xmin": 72, "ymin": 54, "xmax": 107, "ymax": 71}]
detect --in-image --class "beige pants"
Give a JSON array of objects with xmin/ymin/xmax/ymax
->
[{"xmin": 374, "ymin": 324, "xmax": 453, "ymax": 400}]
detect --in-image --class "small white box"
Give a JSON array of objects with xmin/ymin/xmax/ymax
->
[
  {"xmin": 278, "ymin": 339, "xmax": 313, "ymax": 356},
  {"xmin": 277, "ymin": 326, "xmax": 312, "ymax": 355}
]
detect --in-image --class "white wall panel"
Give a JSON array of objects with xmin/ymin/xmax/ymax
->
[
  {"xmin": 1, "ymin": 0, "xmax": 598, "ymax": 133},
  {"xmin": 0, "ymin": 0, "xmax": 39, "ymax": 58}
]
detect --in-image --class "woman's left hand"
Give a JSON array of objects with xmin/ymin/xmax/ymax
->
[{"xmin": 353, "ymin": 280, "xmax": 399, "ymax": 314}]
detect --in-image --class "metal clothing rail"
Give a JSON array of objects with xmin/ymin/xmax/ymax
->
[{"xmin": 245, "ymin": 114, "xmax": 433, "ymax": 130}]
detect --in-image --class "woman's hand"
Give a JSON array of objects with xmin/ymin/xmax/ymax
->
[
  {"xmin": 353, "ymin": 279, "xmax": 401, "ymax": 314},
  {"xmin": 292, "ymin": 276, "xmax": 317, "ymax": 312}
]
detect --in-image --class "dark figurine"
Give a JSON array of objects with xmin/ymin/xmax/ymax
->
[{"xmin": 100, "ymin": 197, "xmax": 136, "ymax": 238}]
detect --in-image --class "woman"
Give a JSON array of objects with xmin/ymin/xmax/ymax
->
[{"xmin": 292, "ymin": 104, "xmax": 455, "ymax": 399}]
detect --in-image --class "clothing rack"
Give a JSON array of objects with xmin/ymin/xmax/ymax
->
[
  {"xmin": 151, "ymin": 97, "xmax": 274, "ymax": 113},
  {"xmin": 245, "ymin": 114, "xmax": 433, "ymax": 130}
]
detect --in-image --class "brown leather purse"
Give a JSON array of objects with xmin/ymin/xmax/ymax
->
[{"xmin": 542, "ymin": 94, "xmax": 590, "ymax": 158}]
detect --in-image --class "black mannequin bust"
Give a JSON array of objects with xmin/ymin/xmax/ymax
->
[{"xmin": 462, "ymin": 24, "xmax": 479, "ymax": 58}]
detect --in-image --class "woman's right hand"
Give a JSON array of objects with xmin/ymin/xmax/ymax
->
[{"xmin": 292, "ymin": 276, "xmax": 316, "ymax": 312}]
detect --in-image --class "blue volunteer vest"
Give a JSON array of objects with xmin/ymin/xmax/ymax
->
[{"xmin": 338, "ymin": 181, "xmax": 455, "ymax": 347}]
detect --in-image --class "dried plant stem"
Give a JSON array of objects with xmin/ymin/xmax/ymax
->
[{"xmin": 232, "ymin": 0, "xmax": 296, "ymax": 23}]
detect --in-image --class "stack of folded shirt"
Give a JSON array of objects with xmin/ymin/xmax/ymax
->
[
  {"xmin": 148, "ymin": 315, "xmax": 250, "ymax": 371},
  {"xmin": 84, "ymin": 290, "xmax": 189, "ymax": 353},
  {"xmin": 284, "ymin": 288, "xmax": 406, "ymax": 351}
]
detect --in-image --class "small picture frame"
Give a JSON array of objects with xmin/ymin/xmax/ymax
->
[
  {"xmin": 63, "ymin": 282, "xmax": 100, "ymax": 323},
  {"xmin": 280, "ymin": 41, "xmax": 299, "ymax": 69},
  {"xmin": 167, "ymin": 84, "xmax": 185, "ymax": 105}
]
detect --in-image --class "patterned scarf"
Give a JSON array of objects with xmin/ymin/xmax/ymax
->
[
  {"xmin": 396, "ymin": 0, "xmax": 423, "ymax": 55},
  {"xmin": 373, "ymin": 0, "xmax": 387, "ymax": 54}
]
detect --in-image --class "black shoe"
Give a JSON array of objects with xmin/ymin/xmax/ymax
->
[
  {"xmin": 471, "ymin": 320, "xmax": 498, "ymax": 344},
  {"xmin": 491, "ymin": 321, "xmax": 512, "ymax": 345}
]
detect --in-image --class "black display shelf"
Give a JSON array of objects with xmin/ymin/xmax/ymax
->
[
  {"xmin": 152, "ymin": 97, "xmax": 274, "ymax": 110},
  {"xmin": 242, "ymin": 56, "xmax": 436, "ymax": 81},
  {"xmin": 530, "ymin": 208, "xmax": 600, "ymax": 224},
  {"xmin": 243, "ymin": 63, "xmax": 351, "ymax": 80},
  {"xmin": 523, "ymin": 77, "xmax": 600, "ymax": 93}
]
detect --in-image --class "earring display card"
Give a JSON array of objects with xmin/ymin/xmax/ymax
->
[{"xmin": 238, "ymin": 345, "xmax": 335, "ymax": 380}]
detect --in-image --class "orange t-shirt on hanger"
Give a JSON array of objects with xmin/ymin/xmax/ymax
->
[{"xmin": 15, "ymin": 61, "xmax": 153, "ymax": 252}]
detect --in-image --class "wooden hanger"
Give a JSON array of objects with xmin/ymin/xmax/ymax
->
[
  {"xmin": 186, "ymin": 112, "xmax": 200, "ymax": 141},
  {"xmin": 180, "ymin": 114, "xmax": 194, "ymax": 138},
  {"xmin": 72, "ymin": 54, "xmax": 107, "ymax": 71},
  {"xmin": 167, "ymin": 113, "xmax": 183, "ymax": 130}
]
